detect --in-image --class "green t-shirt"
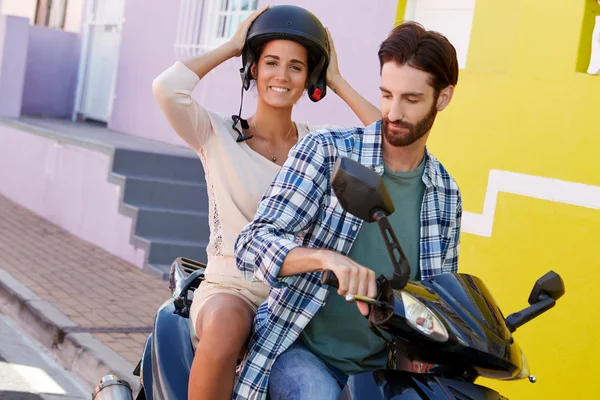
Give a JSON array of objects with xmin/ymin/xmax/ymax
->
[{"xmin": 301, "ymin": 157, "xmax": 426, "ymax": 374}]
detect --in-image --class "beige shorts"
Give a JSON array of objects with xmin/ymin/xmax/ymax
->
[{"xmin": 189, "ymin": 274, "xmax": 270, "ymax": 347}]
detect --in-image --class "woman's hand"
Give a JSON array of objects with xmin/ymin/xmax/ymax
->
[
  {"xmin": 325, "ymin": 27, "xmax": 343, "ymax": 91},
  {"xmin": 322, "ymin": 27, "xmax": 381, "ymax": 125},
  {"xmin": 226, "ymin": 5, "xmax": 270, "ymax": 57}
]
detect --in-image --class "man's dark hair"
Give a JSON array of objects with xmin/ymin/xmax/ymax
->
[{"xmin": 378, "ymin": 22, "xmax": 459, "ymax": 93}]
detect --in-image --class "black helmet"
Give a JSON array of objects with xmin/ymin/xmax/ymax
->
[{"xmin": 241, "ymin": 5, "xmax": 329, "ymax": 102}]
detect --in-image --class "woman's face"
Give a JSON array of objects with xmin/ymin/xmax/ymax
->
[{"xmin": 253, "ymin": 39, "xmax": 309, "ymax": 109}]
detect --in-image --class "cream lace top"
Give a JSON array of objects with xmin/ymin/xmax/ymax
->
[{"xmin": 152, "ymin": 62, "xmax": 327, "ymax": 277}]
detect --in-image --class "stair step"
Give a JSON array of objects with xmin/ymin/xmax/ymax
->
[
  {"xmin": 112, "ymin": 148, "xmax": 204, "ymax": 184},
  {"xmin": 139, "ymin": 237, "xmax": 204, "ymax": 246},
  {"xmin": 135, "ymin": 208, "xmax": 209, "ymax": 242},
  {"xmin": 145, "ymin": 264, "xmax": 171, "ymax": 280},
  {"xmin": 133, "ymin": 205, "xmax": 207, "ymax": 216},
  {"xmin": 147, "ymin": 240, "xmax": 208, "ymax": 266}
]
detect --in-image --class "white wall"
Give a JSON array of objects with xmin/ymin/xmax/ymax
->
[
  {"xmin": 1, "ymin": 0, "xmax": 37, "ymax": 24},
  {"xmin": 64, "ymin": 0, "xmax": 84, "ymax": 33},
  {"xmin": 404, "ymin": 0, "xmax": 476, "ymax": 68}
]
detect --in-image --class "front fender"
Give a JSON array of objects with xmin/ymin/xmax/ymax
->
[
  {"xmin": 150, "ymin": 300, "xmax": 195, "ymax": 400},
  {"xmin": 135, "ymin": 333, "xmax": 153, "ymax": 400}
]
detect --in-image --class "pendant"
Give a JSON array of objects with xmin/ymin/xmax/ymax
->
[{"xmin": 272, "ymin": 157, "xmax": 277, "ymax": 162}]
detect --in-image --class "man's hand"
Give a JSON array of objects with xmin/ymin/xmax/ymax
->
[
  {"xmin": 278, "ymin": 247, "xmax": 377, "ymax": 316},
  {"xmin": 318, "ymin": 251, "xmax": 377, "ymax": 316}
]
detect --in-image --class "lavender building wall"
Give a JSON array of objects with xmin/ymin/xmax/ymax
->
[
  {"xmin": 109, "ymin": 0, "xmax": 398, "ymax": 146},
  {"xmin": 0, "ymin": 15, "xmax": 29, "ymax": 118},
  {"xmin": 21, "ymin": 25, "xmax": 80, "ymax": 118}
]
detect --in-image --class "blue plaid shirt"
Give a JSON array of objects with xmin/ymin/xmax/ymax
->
[{"xmin": 233, "ymin": 121, "xmax": 462, "ymax": 399}]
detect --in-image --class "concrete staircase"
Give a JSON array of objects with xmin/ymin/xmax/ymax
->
[
  {"xmin": 109, "ymin": 148, "xmax": 209, "ymax": 278},
  {"xmin": 10, "ymin": 116, "xmax": 211, "ymax": 280}
]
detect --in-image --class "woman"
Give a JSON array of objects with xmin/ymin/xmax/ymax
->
[{"xmin": 152, "ymin": 5, "xmax": 380, "ymax": 400}]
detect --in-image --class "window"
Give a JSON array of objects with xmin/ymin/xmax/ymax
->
[
  {"xmin": 35, "ymin": 0, "xmax": 68, "ymax": 29},
  {"xmin": 175, "ymin": 0, "xmax": 258, "ymax": 58}
]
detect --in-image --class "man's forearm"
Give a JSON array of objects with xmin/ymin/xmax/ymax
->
[{"xmin": 278, "ymin": 247, "xmax": 330, "ymax": 277}]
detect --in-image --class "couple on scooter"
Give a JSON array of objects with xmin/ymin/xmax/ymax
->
[{"xmin": 152, "ymin": 4, "xmax": 461, "ymax": 400}]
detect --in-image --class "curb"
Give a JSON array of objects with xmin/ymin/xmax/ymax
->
[{"xmin": 0, "ymin": 266, "xmax": 141, "ymax": 394}]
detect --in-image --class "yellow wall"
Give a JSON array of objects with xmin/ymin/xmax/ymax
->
[{"xmin": 397, "ymin": 1, "xmax": 600, "ymax": 398}]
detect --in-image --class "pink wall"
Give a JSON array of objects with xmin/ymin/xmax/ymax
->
[
  {"xmin": 109, "ymin": 0, "xmax": 397, "ymax": 146},
  {"xmin": 0, "ymin": 123, "xmax": 147, "ymax": 268}
]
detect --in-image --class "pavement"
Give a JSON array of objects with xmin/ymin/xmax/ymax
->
[
  {"xmin": 0, "ymin": 194, "xmax": 172, "ymax": 392},
  {"xmin": 0, "ymin": 313, "xmax": 89, "ymax": 399}
]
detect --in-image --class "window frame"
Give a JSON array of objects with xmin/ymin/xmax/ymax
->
[{"xmin": 174, "ymin": 0, "xmax": 258, "ymax": 58}]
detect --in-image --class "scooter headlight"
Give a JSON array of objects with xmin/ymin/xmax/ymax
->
[{"xmin": 401, "ymin": 291, "xmax": 449, "ymax": 342}]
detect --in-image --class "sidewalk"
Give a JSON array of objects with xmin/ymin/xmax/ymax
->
[{"xmin": 0, "ymin": 194, "xmax": 171, "ymax": 390}]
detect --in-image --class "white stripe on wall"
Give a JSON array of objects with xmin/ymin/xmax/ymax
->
[{"xmin": 462, "ymin": 170, "xmax": 600, "ymax": 237}]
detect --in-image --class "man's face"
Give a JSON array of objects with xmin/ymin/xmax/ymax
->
[{"xmin": 379, "ymin": 62, "xmax": 441, "ymax": 147}]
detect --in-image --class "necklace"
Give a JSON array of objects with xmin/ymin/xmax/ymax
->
[{"xmin": 252, "ymin": 120, "xmax": 295, "ymax": 162}]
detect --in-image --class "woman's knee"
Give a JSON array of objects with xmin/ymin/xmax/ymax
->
[{"xmin": 196, "ymin": 295, "xmax": 254, "ymax": 354}]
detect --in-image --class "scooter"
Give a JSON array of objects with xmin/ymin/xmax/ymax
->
[
  {"xmin": 92, "ymin": 255, "xmax": 206, "ymax": 400},
  {"xmin": 91, "ymin": 156, "xmax": 564, "ymax": 400},
  {"xmin": 324, "ymin": 156, "xmax": 564, "ymax": 399}
]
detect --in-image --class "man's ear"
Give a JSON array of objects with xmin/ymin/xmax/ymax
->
[{"xmin": 436, "ymin": 85, "xmax": 454, "ymax": 111}]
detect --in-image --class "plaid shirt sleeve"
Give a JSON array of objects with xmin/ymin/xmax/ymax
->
[
  {"xmin": 235, "ymin": 134, "xmax": 329, "ymax": 288},
  {"xmin": 443, "ymin": 191, "xmax": 462, "ymax": 272}
]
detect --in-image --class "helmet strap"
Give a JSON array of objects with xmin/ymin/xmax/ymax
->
[{"xmin": 233, "ymin": 82, "xmax": 252, "ymax": 143}]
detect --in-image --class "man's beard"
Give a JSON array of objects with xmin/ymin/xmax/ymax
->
[{"xmin": 382, "ymin": 101, "xmax": 438, "ymax": 147}]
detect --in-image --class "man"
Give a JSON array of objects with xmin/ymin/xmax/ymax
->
[{"xmin": 233, "ymin": 22, "xmax": 462, "ymax": 400}]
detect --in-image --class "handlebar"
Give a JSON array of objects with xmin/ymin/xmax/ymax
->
[
  {"xmin": 320, "ymin": 270, "xmax": 391, "ymax": 309},
  {"xmin": 320, "ymin": 270, "xmax": 339, "ymax": 288}
]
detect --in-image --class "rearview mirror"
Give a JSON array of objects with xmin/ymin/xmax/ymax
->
[
  {"xmin": 505, "ymin": 270, "xmax": 565, "ymax": 332},
  {"xmin": 528, "ymin": 270, "xmax": 565, "ymax": 305},
  {"xmin": 331, "ymin": 157, "xmax": 410, "ymax": 289},
  {"xmin": 331, "ymin": 157, "xmax": 394, "ymax": 221}
]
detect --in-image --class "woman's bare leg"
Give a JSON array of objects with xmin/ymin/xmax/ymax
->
[{"xmin": 188, "ymin": 294, "xmax": 254, "ymax": 400}]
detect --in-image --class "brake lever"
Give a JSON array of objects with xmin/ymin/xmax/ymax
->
[{"xmin": 345, "ymin": 294, "xmax": 393, "ymax": 309}]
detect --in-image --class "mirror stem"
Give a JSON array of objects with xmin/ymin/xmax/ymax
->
[
  {"xmin": 505, "ymin": 295, "xmax": 556, "ymax": 333},
  {"xmin": 372, "ymin": 210, "xmax": 411, "ymax": 290}
]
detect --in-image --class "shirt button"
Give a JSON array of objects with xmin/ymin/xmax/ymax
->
[{"xmin": 352, "ymin": 225, "xmax": 358, "ymax": 231}]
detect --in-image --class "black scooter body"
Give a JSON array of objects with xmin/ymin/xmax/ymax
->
[
  {"xmin": 343, "ymin": 370, "xmax": 505, "ymax": 399},
  {"xmin": 126, "ymin": 157, "xmax": 563, "ymax": 400},
  {"xmin": 372, "ymin": 273, "xmax": 524, "ymax": 379},
  {"xmin": 134, "ymin": 258, "xmax": 203, "ymax": 400}
]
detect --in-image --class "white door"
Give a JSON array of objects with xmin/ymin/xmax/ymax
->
[
  {"xmin": 74, "ymin": 0, "xmax": 126, "ymax": 122},
  {"xmin": 405, "ymin": 0, "xmax": 476, "ymax": 69}
]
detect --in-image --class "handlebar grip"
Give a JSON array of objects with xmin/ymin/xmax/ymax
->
[{"xmin": 321, "ymin": 270, "xmax": 339, "ymax": 288}]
